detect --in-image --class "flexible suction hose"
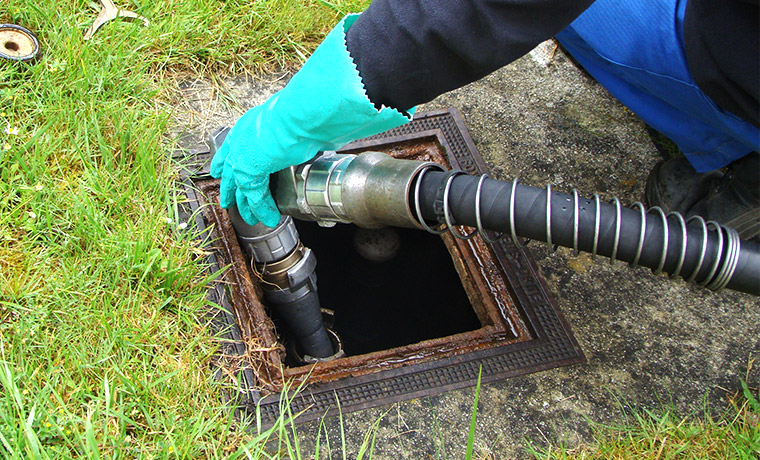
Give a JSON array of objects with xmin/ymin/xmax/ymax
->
[{"xmin": 411, "ymin": 170, "xmax": 759, "ymax": 295}]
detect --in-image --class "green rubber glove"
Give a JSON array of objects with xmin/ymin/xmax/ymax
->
[{"xmin": 210, "ymin": 14, "xmax": 413, "ymax": 227}]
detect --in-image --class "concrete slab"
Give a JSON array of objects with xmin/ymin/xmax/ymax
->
[{"xmin": 172, "ymin": 40, "xmax": 759, "ymax": 459}]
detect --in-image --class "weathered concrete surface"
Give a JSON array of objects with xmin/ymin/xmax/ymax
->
[{"xmin": 173, "ymin": 40, "xmax": 759, "ymax": 459}]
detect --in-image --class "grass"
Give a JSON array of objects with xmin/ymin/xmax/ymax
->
[
  {"xmin": 528, "ymin": 381, "xmax": 760, "ymax": 459},
  {"xmin": 1, "ymin": 0, "xmax": 369, "ymax": 457},
  {"xmin": 1, "ymin": 1, "xmax": 758, "ymax": 458}
]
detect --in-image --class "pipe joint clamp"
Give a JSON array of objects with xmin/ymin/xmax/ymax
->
[{"xmin": 275, "ymin": 151, "xmax": 444, "ymax": 229}]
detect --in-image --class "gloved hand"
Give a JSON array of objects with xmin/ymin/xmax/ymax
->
[{"xmin": 210, "ymin": 14, "xmax": 413, "ymax": 227}]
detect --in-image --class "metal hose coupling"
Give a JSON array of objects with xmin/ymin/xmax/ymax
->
[
  {"xmin": 273, "ymin": 151, "xmax": 445, "ymax": 229},
  {"xmin": 208, "ymin": 127, "xmax": 341, "ymax": 361},
  {"xmin": 227, "ymin": 206, "xmax": 341, "ymax": 361}
]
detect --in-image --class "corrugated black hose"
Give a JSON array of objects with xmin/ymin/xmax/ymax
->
[{"xmin": 411, "ymin": 170, "xmax": 759, "ymax": 296}]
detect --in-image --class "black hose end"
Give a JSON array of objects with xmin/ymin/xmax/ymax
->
[{"xmin": 268, "ymin": 290, "xmax": 336, "ymax": 358}]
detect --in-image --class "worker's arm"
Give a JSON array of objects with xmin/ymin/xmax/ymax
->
[
  {"xmin": 347, "ymin": 0, "xmax": 595, "ymax": 112},
  {"xmin": 211, "ymin": 0, "xmax": 596, "ymax": 226}
]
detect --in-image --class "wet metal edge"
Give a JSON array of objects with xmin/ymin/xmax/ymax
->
[{"xmin": 176, "ymin": 108, "xmax": 585, "ymax": 426}]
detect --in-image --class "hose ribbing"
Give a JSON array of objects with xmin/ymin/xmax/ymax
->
[{"xmin": 411, "ymin": 169, "xmax": 759, "ymax": 295}]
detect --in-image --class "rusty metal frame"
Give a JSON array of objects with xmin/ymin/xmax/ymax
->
[{"xmin": 177, "ymin": 108, "xmax": 584, "ymax": 426}]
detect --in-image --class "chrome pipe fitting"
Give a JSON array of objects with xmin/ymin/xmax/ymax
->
[
  {"xmin": 256, "ymin": 241, "xmax": 318, "ymax": 297},
  {"xmin": 274, "ymin": 151, "xmax": 444, "ymax": 229},
  {"xmin": 227, "ymin": 208, "xmax": 300, "ymax": 263}
]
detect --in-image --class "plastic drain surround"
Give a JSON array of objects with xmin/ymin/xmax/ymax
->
[{"xmin": 178, "ymin": 109, "xmax": 584, "ymax": 426}]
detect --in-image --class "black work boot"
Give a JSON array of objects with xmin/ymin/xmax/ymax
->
[{"xmin": 646, "ymin": 153, "xmax": 760, "ymax": 239}]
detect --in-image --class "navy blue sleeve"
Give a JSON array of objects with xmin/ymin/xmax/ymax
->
[
  {"xmin": 684, "ymin": 0, "xmax": 759, "ymax": 127},
  {"xmin": 345, "ymin": 0, "xmax": 596, "ymax": 111}
]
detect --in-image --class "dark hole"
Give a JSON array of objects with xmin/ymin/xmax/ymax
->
[
  {"xmin": 293, "ymin": 221, "xmax": 481, "ymax": 358},
  {"xmin": 4, "ymin": 41, "xmax": 20, "ymax": 52}
]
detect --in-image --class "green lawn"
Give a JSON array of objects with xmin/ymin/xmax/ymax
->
[
  {"xmin": 1, "ymin": 1, "xmax": 368, "ymax": 457},
  {"xmin": 1, "ymin": 1, "xmax": 758, "ymax": 459},
  {"xmin": 531, "ymin": 380, "xmax": 760, "ymax": 459}
]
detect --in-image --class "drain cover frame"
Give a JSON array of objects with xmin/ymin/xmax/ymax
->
[{"xmin": 177, "ymin": 108, "xmax": 584, "ymax": 426}]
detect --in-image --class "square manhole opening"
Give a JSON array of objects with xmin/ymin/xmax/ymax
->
[
  {"xmin": 179, "ymin": 109, "xmax": 584, "ymax": 426},
  {"xmin": 295, "ymin": 221, "xmax": 483, "ymax": 357}
]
